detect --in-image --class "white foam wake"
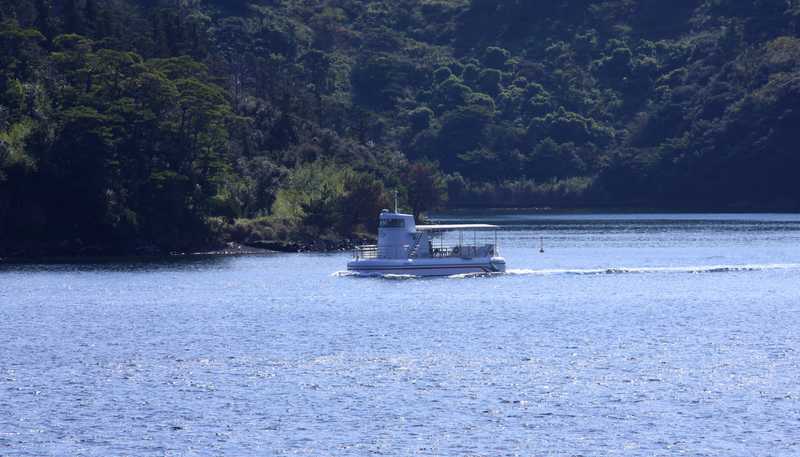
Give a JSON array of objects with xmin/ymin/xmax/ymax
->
[
  {"xmin": 333, "ymin": 263, "xmax": 800, "ymax": 280},
  {"xmin": 505, "ymin": 263, "xmax": 800, "ymax": 276},
  {"xmin": 331, "ymin": 271, "xmax": 421, "ymax": 280}
]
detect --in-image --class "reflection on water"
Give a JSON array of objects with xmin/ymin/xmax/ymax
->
[
  {"xmin": 0, "ymin": 254, "xmax": 238, "ymax": 273},
  {"xmin": 2, "ymin": 213, "xmax": 800, "ymax": 456}
]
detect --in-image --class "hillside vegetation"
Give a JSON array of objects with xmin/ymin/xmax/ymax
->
[{"xmin": 1, "ymin": 0, "xmax": 799, "ymax": 255}]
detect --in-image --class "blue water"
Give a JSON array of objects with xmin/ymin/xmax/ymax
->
[{"xmin": 2, "ymin": 213, "xmax": 800, "ymax": 456}]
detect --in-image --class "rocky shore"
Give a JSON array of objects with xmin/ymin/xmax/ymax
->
[
  {"xmin": 0, "ymin": 236, "xmax": 374, "ymax": 261},
  {"xmin": 242, "ymin": 237, "xmax": 371, "ymax": 253}
]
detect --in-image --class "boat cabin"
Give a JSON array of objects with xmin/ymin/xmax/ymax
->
[{"xmin": 354, "ymin": 210, "xmax": 500, "ymax": 260}]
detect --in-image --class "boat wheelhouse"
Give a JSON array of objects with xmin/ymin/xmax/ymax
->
[{"xmin": 347, "ymin": 210, "xmax": 506, "ymax": 276}]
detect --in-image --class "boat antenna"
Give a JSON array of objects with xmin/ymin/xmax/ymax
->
[{"xmin": 394, "ymin": 190, "xmax": 399, "ymax": 213}]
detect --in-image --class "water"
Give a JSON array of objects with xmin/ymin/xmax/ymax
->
[{"xmin": 2, "ymin": 212, "xmax": 800, "ymax": 456}]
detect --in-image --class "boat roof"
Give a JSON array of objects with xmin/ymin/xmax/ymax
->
[{"xmin": 416, "ymin": 224, "xmax": 499, "ymax": 231}]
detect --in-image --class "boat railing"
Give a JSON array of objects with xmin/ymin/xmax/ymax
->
[
  {"xmin": 353, "ymin": 245, "xmax": 415, "ymax": 260},
  {"xmin": 429, "ymin": 243, "xmax": 497, "ymax": 259},
  {"xmin": 354, "ymin": 243, "xmax": 498, "ymax": 260},
  {"xmin": 353, "ymin": 245, "xmax": 379, "ymax": 259}
]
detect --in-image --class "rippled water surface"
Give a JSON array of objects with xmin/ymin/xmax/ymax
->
[{"xmin": 2, "ymin": 213, "xmax": 800, "ymax": 456}]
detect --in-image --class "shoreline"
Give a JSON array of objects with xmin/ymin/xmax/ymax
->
[
  {"xmin": 0, "ymin": 239, "xmax": 367, "ymax": 264},
  {"xmin": 434, "ymin": 205, "xmax": 800, "ymax": 215},
  {"xmin": 3, "ymin": 207, "xmax": 799, "ymax": 262}
]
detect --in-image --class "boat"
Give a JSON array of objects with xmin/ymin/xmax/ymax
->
[{"xmin": 347, "ymin": 209, "xmax": 506, "ymax": 277}]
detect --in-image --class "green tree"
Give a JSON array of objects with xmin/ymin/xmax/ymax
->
[
  {"xmin": 407, "ymin": 106, "xmax": 434, "ymax": 132},
  {"xmin": 404, "ymin": 160, "xmax": 447, "ymax": 220},
  {"xmin": 433, "ymin": 66, "xmax": 452, "ymax": 84},
  {"xmin": 438, "ymin": 105, "xmax": 493, "ymax": 167},
  {"xmin": 527, "ymin": 138, "xmax": 586, "ymax": 179},
  {"xmin": 338, "ymin": 172, "xmax": 388, "ymax": 233},
  {"xmin": 483, "ymin": 46, "xmax": 510, "ymax": 70}
]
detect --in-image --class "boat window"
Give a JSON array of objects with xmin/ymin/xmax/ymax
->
[{"xmin": 380, "ymin": 218, "xmax": 405, "ymax": 228}]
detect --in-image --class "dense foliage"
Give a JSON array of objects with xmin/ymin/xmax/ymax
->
[{"xmin": 1, "ymin": 0, "xmax": 799, "ymax": 254}]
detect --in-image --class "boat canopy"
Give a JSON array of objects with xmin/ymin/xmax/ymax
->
[{"xmin": 416, "ymin": 224, "xmax": 499, "ymax": 231}]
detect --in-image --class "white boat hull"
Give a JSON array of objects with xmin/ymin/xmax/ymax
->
[{"xmin": 347, "ymin": 256, "xmax": 506, "ymax": 277}]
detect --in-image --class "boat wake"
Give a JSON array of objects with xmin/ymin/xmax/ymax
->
[
  {"xmin": 334, "ymin": 263, "xmax": 800, "ymax": 280},
  {"xmin": 505, "ymin": 263, "xmax": 800, "ymax": 276},
  {"xmin": 332, "ymin": 271, "xmax": 422, "ymax": 280}
]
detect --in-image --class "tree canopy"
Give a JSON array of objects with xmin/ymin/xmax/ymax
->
[{"xmin": 1, "ymin": 0, "xmax": 799, "ymax": 255}]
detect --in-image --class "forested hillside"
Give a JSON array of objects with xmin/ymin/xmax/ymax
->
[{"xmin": 2, "ymin": 0, "xmax": 800, "ymax": 255}]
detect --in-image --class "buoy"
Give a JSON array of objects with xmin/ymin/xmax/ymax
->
[{"xmin": 539, "ymin": 236, "xmax": 545, "ymax": 253}]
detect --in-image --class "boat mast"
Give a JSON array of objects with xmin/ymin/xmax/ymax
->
[{"xmin": 394, "ymin": 190, "xmax": 399, "ymax": 213}]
